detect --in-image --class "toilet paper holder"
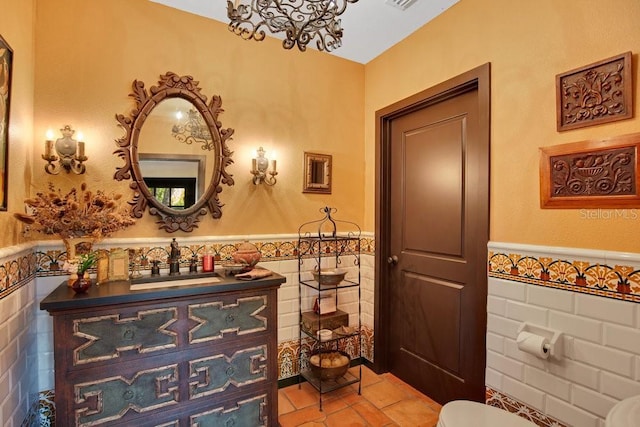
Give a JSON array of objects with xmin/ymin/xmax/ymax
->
[{"xmin": 517, "ymin": 322, "xmax": 563, "ymax": 360}]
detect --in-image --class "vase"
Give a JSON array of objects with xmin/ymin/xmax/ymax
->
[
  {"xmin": 232, "ymin": 241, "xmax": 261, "ymax": 269},
  {"xmin": 67, "ymin": 271, "xmax": 78, "ymax": 287},
  {"xmin": 72, "ymin": 272, "xmax": 92, "ymax": 294}
]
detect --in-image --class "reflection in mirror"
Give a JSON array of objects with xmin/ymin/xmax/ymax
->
[
  {"xmin": 115, "ymin": 72, "xmax": 234, "ymax": 232},
  {"xmin": 310, "ymin": 160, "xmax": 325, "ymax": 184},
  {"xmin": 139, "ymin": 153, "xmax": 206, "ymax": 209},
  {"xmin": 138, "ymin": 98, "xmax": 213, "ymax": 209},
  {"xmin": 303, "ymin": 152, "xmax": 332, "ymax": 194}
]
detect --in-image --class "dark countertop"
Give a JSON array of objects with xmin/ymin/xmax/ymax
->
[{"xmin": 40, "ymin": 270, "xmax": 286, "ymax": 312}]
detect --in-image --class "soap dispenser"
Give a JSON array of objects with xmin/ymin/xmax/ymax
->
[{"xmin": 168, "ymin": 238, "xmax": 180, "ymax": 275}]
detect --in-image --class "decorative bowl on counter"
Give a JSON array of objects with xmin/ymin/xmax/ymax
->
[
  {"xmin": 312, "ymin": 269, "xmax": 346, "ymax": 287},
  {"xmin": 232, "ymin": 241, "xmax": 262, "ymax": 268},
  {"xmin": 221, "ymin": 263, "xmax": 250, "ymax": 276},
  {"xmin": 309, "ymin": 350, "xmax": 350, "ymax": 380}
]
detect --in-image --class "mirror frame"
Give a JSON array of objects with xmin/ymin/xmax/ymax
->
[
  {"xmin": 114, "ymin": 72, "xmax": 234, "ymax": 232},
  {"xmin": 0, "ymin": 34, "xmax": 13, "ymax": 212},
  {"xmin": 303, "ymin": 152, "xmax": 332, "ymax": 194}
]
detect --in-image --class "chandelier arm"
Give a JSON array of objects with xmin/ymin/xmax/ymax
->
[
  {"xmin": 228, "ymin": 0, "xmax": 359, "ymax": 53},
  {"xmin": 291, "ymin": 0, "xmax": 334, "ymax": 52},
  {"xmin": 227, "ymin": 0, "xmax": 268, "ymax": 42}
]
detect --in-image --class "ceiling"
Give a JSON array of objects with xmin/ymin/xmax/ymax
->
[{"xmin": 149, "ymin": 0, "xmax": 459, "ymax": 64}]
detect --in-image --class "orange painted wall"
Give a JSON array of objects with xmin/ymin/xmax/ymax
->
[
  {"xmin": 11, "ymin": 0, "xmax": 640, "ymax": 252},
  {"xmin": 0, "ymin": 0, "xmax": 35, "ymax": 248},
  {"xmin": 364, "ymin": 0, "xmax": 640, "ymax": 253},
  {"xmin": 32, "ymin": 0, "xmax": 364, "ymax": 239}
]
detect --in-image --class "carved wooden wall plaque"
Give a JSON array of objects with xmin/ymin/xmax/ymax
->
[
  {"xmin": 556, "ymin": 52, "xmax": 633, "ymax": 132},
  {"xmin": 540, "ymin": 133, "xmax": 640, "ymax": 208}
]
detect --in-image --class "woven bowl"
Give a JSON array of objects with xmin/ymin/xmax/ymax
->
[
  {"xmin": 309, "ymin": 350, "xmax": 350, "ymax": 381},
  {"xmin": 312, "ymin": 269, "xmax": 346, "ymax": 287},
  {"xmin": 221, "ymin": 263, "xmax": 249, "ymax": 275}
]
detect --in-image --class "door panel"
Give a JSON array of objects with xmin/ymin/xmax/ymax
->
[
  {"xmin": 400, "ymin": 272, "xmax": 462, "ymax": 374},
  {"xmin": 376, "ymin": 64, "xmax": 490, "ymax": 405},
  {"xmin": 404, "ymin": 117, "xmax": 464, "ymax": 257}
]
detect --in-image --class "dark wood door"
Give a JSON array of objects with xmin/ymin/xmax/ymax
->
[{"xmin": 375, "ymin": 64, "xmax": 490, "ymax": 404}]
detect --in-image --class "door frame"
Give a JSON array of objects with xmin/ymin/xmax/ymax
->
[{"xmin": 373, "ymin": 63, "xmax": 491, "ymax": 373}]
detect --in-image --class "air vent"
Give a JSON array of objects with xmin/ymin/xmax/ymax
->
[{"xmin": 386, "ymin": 0, "xmax": 418, "ymax": 11}]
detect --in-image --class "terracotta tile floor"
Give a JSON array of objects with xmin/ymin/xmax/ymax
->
[{"xmin": 278, "ymin": 365, "xmax": 442, "ymax": 426}]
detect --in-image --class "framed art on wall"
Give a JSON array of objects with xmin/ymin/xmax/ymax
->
[
  {"xmin": 539, "ymin": 132, "xmax": 640, "ymax": 208},
  {"xmin": 0, "ymin": 34, "xmax": 13, "ymax": 211},
  {"xmin": 107, "ymin": 249, "xmax": 130, "ymax": 282},
  {"xmin": 556, "ymin": 51, "xmax": 633, "ymax": 132}
]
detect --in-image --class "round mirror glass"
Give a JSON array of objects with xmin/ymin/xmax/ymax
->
[{"xmin": 137, "ymin": 98, "xmax": 215, "ymax": 211}]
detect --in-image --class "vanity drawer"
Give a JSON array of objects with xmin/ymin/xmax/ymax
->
[
  {"xmin": 62, "ymin": 337, "xmax": 273, "ymax": 426},
  {"xmin": 73, "ymin": 388, "xmax": 274, "ymax": 427},
  {"xmin": 42, "ymin": 275, "xmax": 283, "ymax": 427},
  {"xmin": 55, "ymin": 288, "xmax": 274, "ymax": 368}
]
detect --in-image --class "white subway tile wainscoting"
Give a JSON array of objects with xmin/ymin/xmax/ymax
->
[
  {"xmin": 487, "ymin": 242, "xmax": 640, "ymax": 427},
  {"xmin": 1, "ymin": 237, "xmax": 638, "ymax": 426}
]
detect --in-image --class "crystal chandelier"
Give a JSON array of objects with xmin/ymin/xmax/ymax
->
[{"xmin": 227, "ymin": 0, "xmax": 359, "ymax": 52}]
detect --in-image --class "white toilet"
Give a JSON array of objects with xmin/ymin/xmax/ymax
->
[
  {"xmin": 605, "ymin": 395, "xmax": 640, "ymax": 427},
  {"xmin": 437, "ymin": 400, "xmax": 536, "ymax": 427},
  {"xmin": 438, "ymin": 395, "xmax": 640, "ymax": 427}
]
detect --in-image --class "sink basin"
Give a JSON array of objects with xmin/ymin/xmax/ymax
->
[{"xmin": 130, "ymin": 275, "xmax": 221, "ymax": 291}]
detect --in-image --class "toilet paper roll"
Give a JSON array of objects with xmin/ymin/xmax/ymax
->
[{"xmin": 516, "ymin": 331, "xmax": 550, "ymax": 359}]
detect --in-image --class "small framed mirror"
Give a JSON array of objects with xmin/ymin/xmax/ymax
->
[{"xmin": 303, "ymin": 152, "xmax": 332, "ymax": 194}]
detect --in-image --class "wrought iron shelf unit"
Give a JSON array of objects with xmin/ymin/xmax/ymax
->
[
  {"xmin": 299, "ymin": 327, "xmax": 361, "ymax": 343},
  {"xmin": 297, "ymin": 207, "xmax": 362, "ymax": 411},
  {"xmin": 298, "ymin": 279, "xmax": 360, "ymax": 291}
]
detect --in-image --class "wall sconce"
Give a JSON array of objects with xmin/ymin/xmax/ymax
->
[
  {"xmin": 42, "ymin": 125, "xmax": 87, "ymax": 175},
  {"xmin": 251, "ymin": 147, "xmax": 277, "ymax": 186}
]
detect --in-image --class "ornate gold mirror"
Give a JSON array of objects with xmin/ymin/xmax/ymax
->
[
  {"xmin": 303, "ymin": 152, "xmax": 332, "ymax": 194},
  {"xmin": 115, "ymin": 72, "xmax": 234, "ymax": 232}
]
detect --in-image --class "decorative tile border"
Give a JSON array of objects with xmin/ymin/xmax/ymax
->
[
  {"xmin": 0, "ymin": 233, "xmax": 375, "ymax": 286},
  {"xmin": 488, "ymin": 249, "xmax": 640, "ymax": 303},
  {"xmin": 0, "ymin": 246, "xmax": 37, "ymax": 300},
  {"xmin": 486, "ymin": 387, "xmax": 567, "ymax": 427},
  {"xmin": 37, "ymin": 390, "xmax": 54, "ymax": 427},
  {"xmin": 34, "ymin": 236, "xmax": 376, "ymax": 278}
]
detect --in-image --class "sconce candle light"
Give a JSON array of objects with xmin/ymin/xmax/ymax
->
[
  {"xmin": 42, "ymin": 125, "xmax": 88, "ymax": 174},
  {"xmin": 251, "ymin": 146, "xmax": 277, "ymax": 186}
]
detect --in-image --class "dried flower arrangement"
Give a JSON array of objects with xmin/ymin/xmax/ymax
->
[{"xmin": 14, "ymin": 182, "xmax": 136, "ymax": 239}]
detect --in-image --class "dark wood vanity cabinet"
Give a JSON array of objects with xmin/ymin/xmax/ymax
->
[{"xmin": 40, "ymin": 274, "xmax": 285, "ymax": 426}]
